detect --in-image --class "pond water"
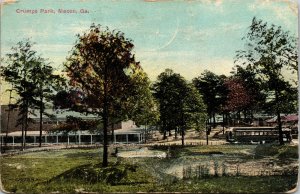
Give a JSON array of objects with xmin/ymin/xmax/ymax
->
[{"xmin": 163, "ymin": 156, "xmax": 298, "ymax": 179}]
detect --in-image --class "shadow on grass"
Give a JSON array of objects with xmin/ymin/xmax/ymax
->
[
  {"xmin": 62, "ymin": 151, "xmax": 100, "ymax": 158},
  {"xmin": 47, "ymin": 162, "xmax": 138, "ymax": 185}
]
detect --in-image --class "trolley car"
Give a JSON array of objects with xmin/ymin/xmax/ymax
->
[{"xmin": 225, "ymin": 127, "xmax": 292, "ymax": 144}]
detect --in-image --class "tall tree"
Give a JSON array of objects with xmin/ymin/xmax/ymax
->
[
  {"xmin": 235, "ymin": 17, "xmax": 298, "ymax": 144},
  {"xmin": 31, "ymin": 59, "xmax": 65, "ymax": 147},
  {"xmin": 223, "ymin": 78, "xmax": 251, "ymax": 124},
  {"xmin": 231, "ymin": 65, "xmax": 266, "ymax": 120},
  {"xmin": 153, "ymin": 69, "xmax": 206, "ymax": 145},
  {"xmin": 1, "ymin": 40, "xmax": 64, "ymax": 149},
  {"xmin": 193, "ymin": 71, "xmax": 226, "ymax": 127},
  {"xmin": 1, "ymin": 40, "xmax": 40, "ymax": 150},
  {"xmin": 127, "ymin": 68, "xmax": 159, "ymax": 141},
  {"xmin": 180, "ymin": 83, "xmax": 207, "ymax": 145},
  {"xmin": 153, "ymin": 69, "xmax": 183, "ymax": 139},
  {"xmin": 64, "ymin": 24, "xmax": 140, "ymax": 167}
]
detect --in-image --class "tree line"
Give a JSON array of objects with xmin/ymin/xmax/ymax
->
[{"xmin": 1, "ymin": 17, "xmax": 298, "ymax": 166}]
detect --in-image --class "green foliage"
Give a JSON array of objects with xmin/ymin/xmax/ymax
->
[
  {"xmin": 51, "ymin": 115, "xmax": 101, "ymax": 134},
  {"xmin": 64, "ymin": 24, "xmax": 139, "ymax": 116},
  {"xmin": 277, "ymin": 146, "xmax": 298, "ymax": 159},
  {"xmin": 1, "ymin": 39, "xmax": 64, "ymax": 148},
  {"xmin": 153, "ymin": 69, "xmax": 207, "ymax": 142},
  {"xmin": 64, "ymin": 24, "xmax": 141, "ymax": 166},
  {"xmin": 192, "ymin": 71, "xmax": 227, "ymax": 125},
  {"xmin": 235, "ymin": 17, "xmax": 298, "ymax": 144},
  {"xmin": 235, "ymin": 17, "xmax": 298, "ymax": 115},
  {"xmin": 232, "ymin": 65, "xmax": 266, "ymax": 114},
  {"xmin": 126, "ymin": 67, "xmax": 159, "ymax": 127},
  {"xmin": 51, "ymin": 163, "xmax": 136, "ymax": 185},
  {"xmin": 1, "ymin": 40, "xmax": 38, "ymax": 131}
]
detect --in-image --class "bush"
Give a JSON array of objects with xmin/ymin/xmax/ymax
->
[
  {"xmin": 254, "ymin": 144, "xmax": 280, "ymax": 158},
  {"xmin": 254, "ymin": 144, "xmax": 298, "ymax": 159},
  {"xmin": 278, "ymin": 146, "xmax": 298, "ymax": 159},
  {"xmin": 51, "ymin": 163, "xmax": 137, "ymax": 185}
]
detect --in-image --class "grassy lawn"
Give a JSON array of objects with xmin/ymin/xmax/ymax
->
[{"xmin": 1, "ymin": 145, "xmax": 298, "ymax": 193}]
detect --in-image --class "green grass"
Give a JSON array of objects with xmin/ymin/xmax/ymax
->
[
  {"xmin": 254, "ymin": 143, "xmax": 298, "ymax": 159},
  {"xmin": 1, "ymin": 145, "xmax": 298, "ymax": 193}
]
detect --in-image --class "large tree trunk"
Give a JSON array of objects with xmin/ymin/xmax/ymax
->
[
  {"xmin": 181, "ymin": 127, "xmax": 185, "ymax": 146},
  {"xmin": 102, "ymin": 65, "xmax": 109, "ymax": 167},
  {"xmin": 5, "ymin": 108, "xmax": 11, "ymax": 150},
  {"xmin": 277, "ymin": 111, "xmax": 284, "ymax": 145},
  {"xmin": 21, "ymin": 119, "xmax": 25, "ymax": 151},
  {"xmin": 275, "ymin": 90, "xmax": 284, "ymax": 145},
  {"xmin": 110, "ymin": 123, "xmax": 114, "ymax": 143},
  {"xmin": 212, "ymin": 112, "xmax": 216, "ymax": 128},
  {"xmin": 163, "ymin": 120, "xmax": 167, "ymax": 140},
  {"xmin": 5, "ymin": 90, "xmax": 13, "ymax": 150},
  {"xmin": 144, "ymin": 124, "xmax": 147, "ymax": 143},
  {"xmin": 206, "ymin": 120, "xmax": 209, "ymax": 145},
  {"xmin": 24, "ymin": 105, "xmax": 28, "ymax": 150},
  {"xmin": 168, "ymin": 128, "xmax": 172, "ymax": 136},
  {"xmin": 222, "ymin": 113, "xmax": 225, "ymax": 134},
  {"xmin": 39, "ymin": 95, "xmax": 43, "ymax": 147}
]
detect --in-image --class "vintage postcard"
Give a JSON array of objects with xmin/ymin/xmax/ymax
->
[{"xmin": 0, "ymin": 0, "xmax": 298, "ymax": 193}]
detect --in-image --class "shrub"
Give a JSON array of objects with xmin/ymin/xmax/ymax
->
[
  {"xmin": 51, "ymin": 163, "xmax": 137, "ymax": 185},
  {"xmin": 254, "ymin": 144, "xmax": 280, "ymax": 158},
  {"xmin": 278, "ymin": 146, "xmax": 298, "ymax": 159}
]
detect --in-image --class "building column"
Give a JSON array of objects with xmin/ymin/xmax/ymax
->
[
  {"xmin": 79, "ymin": 134, "xmax": 81, "ymax": 145},
  {"xmin": 138, "ymin": 134, "xmax": 140, "ymax": 144},
  {"xmin": 12, "ymin": 136, "xmax": 14, "ymax": 146},
  {"xmin": 56, "ymin": 135, "xmax": 58, "ymax": 144},
  {"xmin": 90, "ymin": 135, "xmax": 92, "ymax": 145},
  {"xmin": 45, "ymin": 136, "xmax": 48, "ymax": 144},
  {"xmin": 114, "ymin": 134, "xmax": 116, "ymax": 144},
  {"xmin": 34, "ymin": 136, "xmax": 36, "ymax": 144},
  {"xmin": 126, "ymin": 134, "xmax": 128, "ymax": 144},
  {"xmin": 67, "ymin": 135, "xmax": 70, "ymax": 145}
]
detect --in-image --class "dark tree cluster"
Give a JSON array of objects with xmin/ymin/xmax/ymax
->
[
  {"xmin": 1, "ymin": 40, "xmax": 64, "ymax": 150},
  {"xmin": 153, "ymin": 69, "xmax": 207, "ymax": 146}
]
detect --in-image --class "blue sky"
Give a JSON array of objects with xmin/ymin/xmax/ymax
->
[{"xmin": 0, "ymin": 0, "xmax": 298, "ymax": 103}]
